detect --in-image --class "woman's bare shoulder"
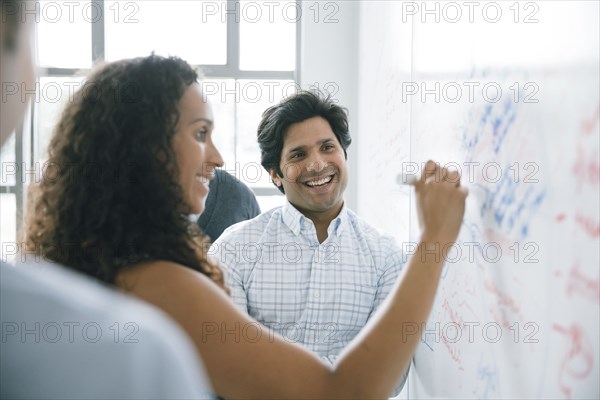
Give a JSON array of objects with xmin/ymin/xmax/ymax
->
[
  {"xmin": 117, "ymin": 261, "xmax": 334, "ymax": 399},
  {"xmin": 117, "ymin": 260, "xmax": 230, "ymax": 313}
]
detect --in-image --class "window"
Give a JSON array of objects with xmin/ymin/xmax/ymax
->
[{"xmin": 0, "ymin": 0, "xmax": 299, "ymax": 260}]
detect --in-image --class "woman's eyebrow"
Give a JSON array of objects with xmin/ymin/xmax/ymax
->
[{"xmin": 189, "ymin": 117, "xmax": 213, "ymax": 127}]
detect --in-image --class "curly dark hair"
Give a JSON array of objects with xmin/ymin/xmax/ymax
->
[
  {"xmin": 23, "ymin": 54, "xmax": 227, "ymax": 292},
  {"xmin": 257, "ymin": 90, "xmax": 352, "ymax": 194}
]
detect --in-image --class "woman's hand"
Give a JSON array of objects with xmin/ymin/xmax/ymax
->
[{"xmin": 414, "ymin": 160, "xmax": 468, "ymax": 245}]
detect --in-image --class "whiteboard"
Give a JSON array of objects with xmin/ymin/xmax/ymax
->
[{"xmin": 356, "ymin": 1, "xmax": 599, "ymax": 398}]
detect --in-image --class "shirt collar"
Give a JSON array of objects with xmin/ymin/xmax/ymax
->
[{"xmin": 282, "ymin": 201, "xmax": 348, "ymax": 237}]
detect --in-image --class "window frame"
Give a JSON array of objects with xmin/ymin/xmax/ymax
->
[{"xmin": 1, "ymin": 0, "xmax": 299, "ymax": 240}]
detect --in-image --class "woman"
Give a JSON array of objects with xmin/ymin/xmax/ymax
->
[{"xmin": 25, "ymin": 54, "xmax": 467, "ymax": 399}]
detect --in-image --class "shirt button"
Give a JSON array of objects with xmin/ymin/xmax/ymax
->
[{"xmin": 314, "ymin": 293, "xmax": 320, "ymax": 298}]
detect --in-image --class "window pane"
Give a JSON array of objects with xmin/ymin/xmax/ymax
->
[
  {"xmin": 105, "ymin": 1, "xmax": 226, "ymax": 64},
  {"xmin": 202, "ymin": 79, "xmax": 236, "ymax": 166},
  {"xmin": 236, "ymin": 79, "xmax": 297, "ymax": 187},
  {"xmin": 36, "ymin": 76, "xmax": 85, "ymax": 161},
  {"xmin": 0, "ymin": 194, "xmax": 17, "ymax": 263},
  {"xmin": 0, "ymin": 132, "xmax": 16, "ymax": 186},
  {"xmin": 240, "ymin": 0, "xmax": 296, "ymax": 71},
  {"xmin": 37, "ymin": 1, "xmax": 92, "ymax": 68}
]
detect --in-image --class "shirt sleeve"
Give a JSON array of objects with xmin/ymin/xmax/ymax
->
[
  {"xmin": 211, "ymin": 236, "xmax": 249, "ymax": 314},
  {"xmin": 368, "ymin": 235, "xmax": 409, "ymax": 396},
  {"xmin": 369, "ymin": 235, "xmax": 406, "ymax": 317}
]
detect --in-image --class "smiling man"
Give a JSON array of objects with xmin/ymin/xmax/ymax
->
[{"xmin": 211, "ymin": 91, "xmax": 408, "ymax": 392}]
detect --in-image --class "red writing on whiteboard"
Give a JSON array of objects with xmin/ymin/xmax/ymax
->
[
  {"xmin": 440, "ymin": 299, "xmax": 464, "ymax": 369},
  {"xmin": 484, "ymin": 280, "xmax": 523, "ymax": 328},
  {"xmin": 581, "ymin": 105, "xmax": 599, "ymax": 135},
  {"xmin": 566, "ymin": 263, "xmax": 600, "ymax": 304},
  {"xmin": 552, "ymin": 323, "xmax": 594, "ymax": 399},
  {"xmin": 575, "ymin": 213, "xmax": 600, "ymax": 239},
  {"xmin": 441, "ymin": 333, "xmax": 464, "ymax": 369},
  {"xmin": 572, "ymin": 146, "xmax": 600, "ymax": 189}
]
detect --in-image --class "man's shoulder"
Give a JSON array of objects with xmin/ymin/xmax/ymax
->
[
  {"xmin": 1, "ymin": 260, "xmax": 209, "ymax": 363},
  {"xmin": 215, "ymin": 206, "xmax": 284, "ymax": 243},
  {"xmin": 0, "ymin": 261, "xmax": 213, "ymax": 398},
  {"xmin": 346, "ymin": 208, "xmax": 397, "ymax": 242},
  {"xmin": 345, "ymin": 209, "xmax": 404, "ymax": 263},
  {"xmin": 2, "ymin": 261, "xmax": 178, "ymax": 329}
]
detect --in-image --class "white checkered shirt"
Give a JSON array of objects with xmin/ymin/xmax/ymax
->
[{"xmin": 211, "ymin": 201, "xmax": 406, "ymax": 361}]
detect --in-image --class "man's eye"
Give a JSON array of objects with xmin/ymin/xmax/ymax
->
[
  {"xmin": 323, "ymin": 144, "xmax": 334, "ymax": 151},
  {"xmin": 291, "ymin": 152, "xmax": 304, "ymax": 159}
]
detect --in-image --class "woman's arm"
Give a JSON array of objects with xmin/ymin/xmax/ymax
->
[{"xmin": 119, "ymin": 161, "xmax": 467, "ymax": 399}]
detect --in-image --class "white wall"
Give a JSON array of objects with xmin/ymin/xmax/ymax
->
[{"xmin": 299, "ymin": 0, "xmax": 359, "ymax": 210}]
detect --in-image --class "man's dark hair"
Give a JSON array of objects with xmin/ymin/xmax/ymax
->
[{"xmin": 257, "ymin": 90, "xmax": 352, "ymax": 193}]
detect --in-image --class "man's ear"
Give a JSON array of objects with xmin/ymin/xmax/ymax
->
[{"xmin": 269, "ymin": 169, "xmax": 282, "ymax": 188}]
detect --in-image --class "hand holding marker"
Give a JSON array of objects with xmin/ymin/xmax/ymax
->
[{"xmin": 397, "ymin": 162, "xmax": 468, "ymax": 245}]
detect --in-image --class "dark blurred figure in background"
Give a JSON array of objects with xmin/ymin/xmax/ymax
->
[{"xmin": 198, "ymin": 169, "xmax": 261, "ymax": 241}]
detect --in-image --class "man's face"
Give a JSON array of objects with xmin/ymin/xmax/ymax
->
[{"xmin": 271, "ymin": 116, "xmax": 348, "ymax": 217}]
